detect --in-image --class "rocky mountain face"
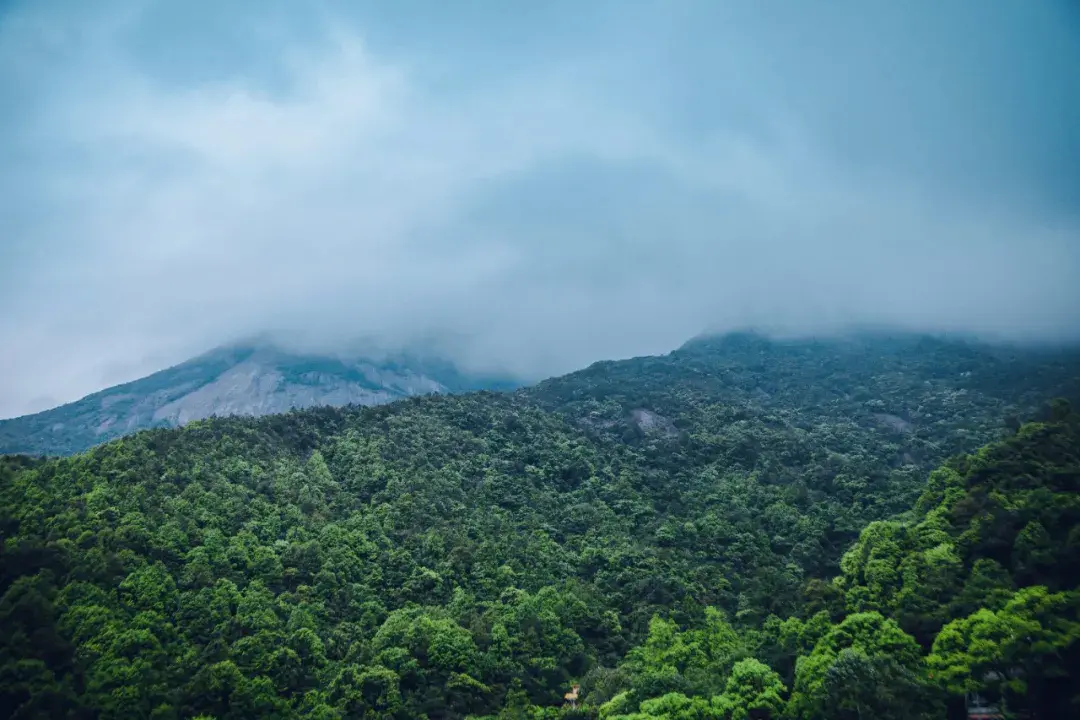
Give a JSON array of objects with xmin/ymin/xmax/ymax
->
[{"xmin": 0, "ymin": 344, "xmax": 520, "ymax": 456}]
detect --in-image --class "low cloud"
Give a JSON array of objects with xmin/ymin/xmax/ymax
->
[{"xmin": 1, "ymin": 0, "xmax": 1078, "ymax": 417}]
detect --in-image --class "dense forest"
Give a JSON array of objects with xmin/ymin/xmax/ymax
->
[{"xmin": 1, "ymin": 333, "xmax": 1078, "ymax": 719}]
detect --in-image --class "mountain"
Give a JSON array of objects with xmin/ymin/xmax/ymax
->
[
  {"xmin": 1, "ymin": 332, "xmax": 1079, "ymax": 718},
  {"xmin": 0, "ymin": 343, "xmax": 520, "ymax": 456},
  {"xmin": 533, "ymin": 331, "xmax": 1080, "ymax": 470}
]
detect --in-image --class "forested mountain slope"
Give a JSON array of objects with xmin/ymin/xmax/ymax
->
[
  {"xmin": 527, "ymin": 333, "xmax": 1080, "ymax": 570},
  {"xmin": 0, "ymin": 344, "xmax": 519, "ymax": 457},
  {"xmin": 0, "ymin": 333, "xmax": 1078, "ymax": 719},
  {"xmin": 534, "ymin": 332, "xmax": 1078, "ymax": 467},
  {"xmin": 594, "ymin": 400, "xmax": 1080, "ymax": 720}
]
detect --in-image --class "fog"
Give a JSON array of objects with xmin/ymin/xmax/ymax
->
[{"xmin": 1, "ymin": 0, "xmax": 1078, "ymax": 418}]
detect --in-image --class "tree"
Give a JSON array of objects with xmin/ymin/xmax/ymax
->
[
  {"xmin": 788, "ymin": 612, "xmax": 929, "ymax": 720},
  {"xmin": 711, "ymin": 658, "xmax": 786, "ymax": 720},
  {"xmin": 623, "ymin": 609, "xmax": 745, "ymax": 702},
  {"xmin": 927, "ymin": 586, "xmax": 1080, "ymax": 717}
]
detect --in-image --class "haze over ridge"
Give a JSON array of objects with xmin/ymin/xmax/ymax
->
[{"xmin": 1, "ymin": 0, "xmax": 1078, "ymax": 418}]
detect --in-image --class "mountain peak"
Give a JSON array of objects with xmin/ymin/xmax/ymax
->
[{"xmin": 0, "ymin": 346, "xmax": 519, "ymax": 456}]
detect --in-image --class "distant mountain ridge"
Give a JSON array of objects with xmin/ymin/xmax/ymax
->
[{"xmin": 0, "ymin": 343, "xmax": 520, "ymax": 456}]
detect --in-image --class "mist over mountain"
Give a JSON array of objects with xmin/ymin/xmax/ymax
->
[{"xmin": 2, "ymin": 0, "xmax": 1079, "ymax": 418}]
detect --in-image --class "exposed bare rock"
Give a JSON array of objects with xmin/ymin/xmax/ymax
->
[
  {"xmin": 872, "ymin": 412, "xmax": 914, "ymax": 433},
  {"xmin": 631, "ymin": 408, "xmax": 679, "ymax": 436},
  {"xmin": 0, "ymin": 344, "xmax": 519, "ymax": 455},
  {"xmin": 149, "ymin": 360, "xmax": 399, "ymax": 425}
]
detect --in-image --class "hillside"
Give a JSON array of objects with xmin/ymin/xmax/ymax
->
[
  {"xmin": 0, "ymin": 344, "xmax": 520, "ymax": 456},
  {"xmin": 530, "ymin": 332, "xmax": 1080, "ymax": 536},
  {"xmin": 0, "ymin": 332, "xmax": 1078, "ymax": 718}
]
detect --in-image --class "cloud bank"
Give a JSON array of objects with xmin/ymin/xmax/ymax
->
[{"xmin": 1, "ymin": 0, "xmax": 1078, "ymax": 417}]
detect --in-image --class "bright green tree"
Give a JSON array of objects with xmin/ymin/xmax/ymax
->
[
  {"xmin": 711, "ymin": 658, "xmax": 786, "ymax": 720},
  {"xmin": 788, "ymin": 612, "xmax": 929, "ymax": 720},
  {"xmin": 927, "ymin": 586, "xmax": 1080, "ymax": 715}
]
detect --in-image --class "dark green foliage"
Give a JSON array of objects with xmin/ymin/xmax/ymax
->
[{"xmin": 1, "ymin": 334, "xmax": 1078, "ymax": 718}]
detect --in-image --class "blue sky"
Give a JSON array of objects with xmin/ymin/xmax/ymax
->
[{"xmin": 1, "ymin": 0, "xmax": 1078, "ymax": 417}]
